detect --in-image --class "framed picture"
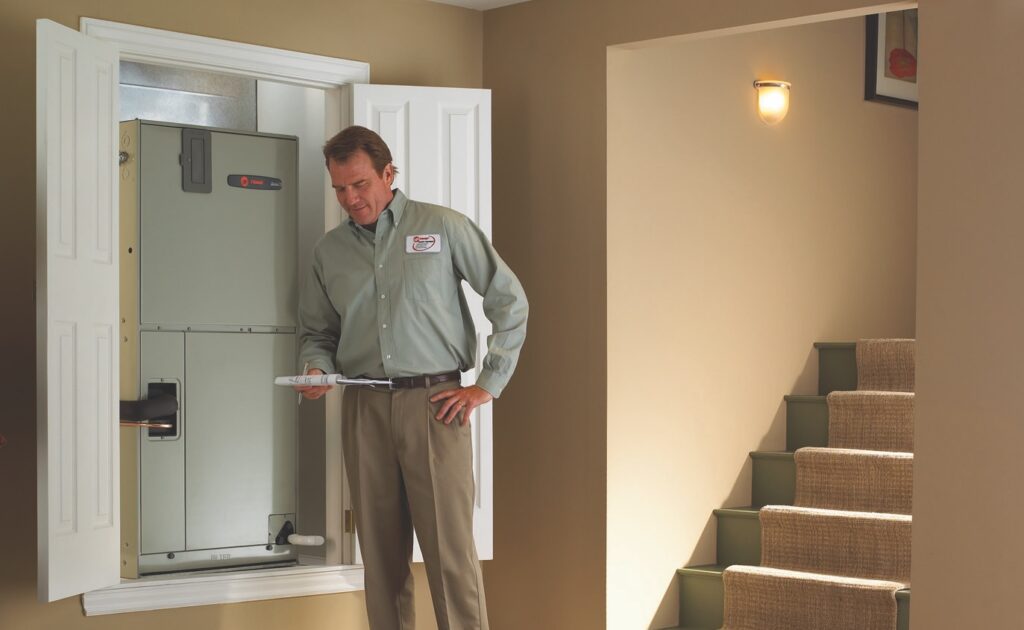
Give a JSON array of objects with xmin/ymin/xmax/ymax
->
[{"xmin": 865, "ymin": 9, "xmax": 919, "ymax": 108}]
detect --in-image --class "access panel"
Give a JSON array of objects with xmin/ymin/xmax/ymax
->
[{"xmin": 124, "ymin": 120, "xmax": 301, "ymax": 575}]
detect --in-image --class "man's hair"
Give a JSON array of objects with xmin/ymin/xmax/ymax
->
[{"xmin": 322, "ymin": 126, "xmax": 398, "ymax": 176}]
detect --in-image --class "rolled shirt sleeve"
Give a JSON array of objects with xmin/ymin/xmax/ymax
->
[
  {"xmin": 297, "ymin": 247, "xmax": 341, "ymax": 375},
  {"xmin": 445, "ymin": 213, "xmax": 529, "ymax": 398}
]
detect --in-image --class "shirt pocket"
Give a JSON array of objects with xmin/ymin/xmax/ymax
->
[{"xmin": 402, "ymin": 254, "xmax": 451, "ymax": 303}]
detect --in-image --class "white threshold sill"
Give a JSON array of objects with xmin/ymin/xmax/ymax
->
[{"xmin": 82, "ymin": 560, "xmax": 365, "ymax": 616}]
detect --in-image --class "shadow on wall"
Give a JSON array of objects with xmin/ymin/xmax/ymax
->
[
  {"xmin": 607, "ymin": 9, "xmax": 916, "ymax": 628},
  {"xmin": 644, "ymin": 346, "xmax": 816, "ymax": 629}
]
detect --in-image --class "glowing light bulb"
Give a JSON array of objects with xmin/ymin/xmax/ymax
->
[{"xmin": 753, "ymin": 80, "xmax": 791, "ymax": 125}]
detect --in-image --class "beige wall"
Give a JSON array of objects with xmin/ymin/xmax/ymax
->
[
  {"xmin": 913, "ymin": 0, "xmax": 1024, "ymax": 627},
  {"xmin": 607, "ymin": 17, "xmax": 916, "ymax": 627},
  {"xmin": 0, "ymin": 1, "xmax": 479, "ymax": 628},
  {"xmin": 482, "ymin": 1, "xmax": 903, "ymax": 628},
  {"xmin": 14, "ymin": 0, "xmax": 1017, "ymax": 628}
]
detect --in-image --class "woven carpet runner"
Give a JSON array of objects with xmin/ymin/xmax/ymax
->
[
  {"xmin": 723, "ymin": 566, "xmax": 905, "ymax": 630},
  {"xmin": 827, "ymin": 390, "xmax": 914, "ymax": 452},
  {"xmin": 795, "ymin": 447, "xmax": 913, "ymax": 514},
  {"xmin": 759, "ymin": 505, "xmax": 911, "ymax": 583},
  {"xmin": 720, "ymin": 339, "xmax": 915, "ymax": 629},
  {"xmin": 856, "ymin": 338, "xmax": 915, "ymax": 392}
]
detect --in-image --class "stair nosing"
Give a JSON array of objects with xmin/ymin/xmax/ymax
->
[
  {"xmin": 749, "ymin": 450, "xmax": 795, "ymax": 460},
  {"xmin": 725, "ymin": 565, "xmax": 911, "ymax": 588},
  {"xmin": 678, "ymin": 565, "xmax": 914, "ymax": 597},
  {"xmin": 677, "ymin": 564, "xmax": 727, "ymax": 577},
  {"xmin": 713, "ymin": 506, "xmax": 759, "ymax": 519},
  {"xmin": 784, "ymin": 394, "xmax": 827, "ymax": 402}
]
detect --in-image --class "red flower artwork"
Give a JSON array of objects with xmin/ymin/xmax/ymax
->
[{"xmin": 889, "ymin": 48, "xmax": 917, "ymax": 79}]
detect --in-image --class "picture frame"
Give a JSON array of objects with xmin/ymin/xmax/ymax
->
[{"xmin": 865, "ymin": 10, "xmax": 919, "ymax": 109}]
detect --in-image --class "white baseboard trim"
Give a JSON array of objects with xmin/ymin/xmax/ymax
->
[{"xmin": 82, "ymin": 564, "xmax": 364, "ymax": 616}]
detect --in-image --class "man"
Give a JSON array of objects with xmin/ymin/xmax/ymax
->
[{"xmin": 294, "ymin": 126, "xmax": 528, "ymax": 630}]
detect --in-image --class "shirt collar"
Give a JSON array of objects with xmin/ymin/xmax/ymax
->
[
  {"xmin": 346, "ymin": 188, "xmax": 408, "ymax": 232},
  {"xmin": 388, "ymin": 189, "xmax": 408, "ymax": 226}
]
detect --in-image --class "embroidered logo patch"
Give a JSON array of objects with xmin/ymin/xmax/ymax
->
[{"xmin": 406, "ymin": 234, "xmax": 442, "ymax": 253}]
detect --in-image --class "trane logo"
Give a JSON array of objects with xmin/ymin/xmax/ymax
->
[{"xmin": 227, "ymin": 174, "xmax": 283, "ymax": 190}]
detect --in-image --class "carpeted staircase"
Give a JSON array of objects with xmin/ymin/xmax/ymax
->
[{"xmin": 670, "ymin": 339, "xmax": 915, "ymax": 630}]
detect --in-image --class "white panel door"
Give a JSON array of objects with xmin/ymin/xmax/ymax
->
[
  {"xmin": 36, "ymin": 19, "xmax": 121, "ymax": 602},
  {"xmin": 344, "ymin": 84, "xmax": 494, "ymax": 561}
]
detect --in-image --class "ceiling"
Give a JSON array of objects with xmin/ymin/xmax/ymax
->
[{"xmin": 424, "ymin": 0, "xmax": 532, "ymax": 10}]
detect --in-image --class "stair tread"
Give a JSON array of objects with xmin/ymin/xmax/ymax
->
[
  {"xmin": 713, "ymin": 506, "xmax": 759, "ymax": 518},
  {"xmin": 796, "ymin": 447, "xmax": 913, "ymax": 457},
  {"xmin": 679, "ymin": 565, "xmax": 913, "ymax": 598},
  {"xmin": 749, "ymin": 450, "xmax": 795, "ymax": 460},
  {"xmin": 784, "ymin": 394, "xmax": 826, "ymax": 402},
  {"xmin": 762, "ymin": 504, "xmax": 912, "ymax": 520},
  {"xmin": 725, "ymin": 564, "xmax": 908, "ymax": 588},
  {"xmin": 813, "ymin": 342, "xmax": 857, "ymax": 349},
  {"xmin": 751, "ymin": 448, "xmax": 913, "ymax": 459},
  {"xmin": 678, "ymin": 564, "xmax": 728, "ymax": 576}
]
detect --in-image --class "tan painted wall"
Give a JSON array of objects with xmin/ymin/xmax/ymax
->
[
  {"xmin": 16, "ymin": 0, "xmax": 1013, "ymax": 628},
  {"xmin": 607, "ymin": 17, "xmax": 916, "ymax": 627},
  {"xmin": 913, "ymin": 1, "xmax": 1024, "ymax": 627},
  {"xmin": 482, "ymin": 1, "xmax": 905, "ymax": 628},
  {"xmin": 0, "ymin": 1, "xmax": 479, "ymax": 628}
]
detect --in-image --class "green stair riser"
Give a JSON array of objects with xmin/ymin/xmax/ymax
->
[
  {"xmin": 750, "ymin": 453, "xmax": 795, "ymax": 508},
  {"xmin": 677, "ymin": 567, "xmax": 910, "ymax": 630},
  {"xmin": 714, "ymin": 509, "xmax": 761, "ymax": 567},
  {"xmin": 678, "ymin": 567, "xmax": 726, "ymax": 628},
  {"xmin": 785, "ymin": 395, "xmax": 828, "ymax": 451},
  {"xmin": 677, "ymin": 342, "xmax": 900, "ymax": 629},
  {"xmin": 897, "ymin": 590, "xmax": 910, "ymax": 630},
  {"xmin": 814, "ymin": 342, "xmax": 857, "ymax": 395}
]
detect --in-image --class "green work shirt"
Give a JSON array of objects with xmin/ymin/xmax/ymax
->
[{"xmin": 297, "ymin": 189, "xmax": 528, "ymax": 398}]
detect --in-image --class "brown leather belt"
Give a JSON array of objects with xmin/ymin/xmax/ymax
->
[{"xmin": 359, "ymin": 370, "xmax": 461, "ymax": 390}]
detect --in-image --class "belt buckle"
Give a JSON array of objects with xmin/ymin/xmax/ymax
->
[{"xmin": 386, "ymin": 378, "xmax": 397, "ymax": 390}]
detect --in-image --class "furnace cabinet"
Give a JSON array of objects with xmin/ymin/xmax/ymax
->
[{"xmin": 119, "ymin": 120, "xmax": 300, "ymax": 575}]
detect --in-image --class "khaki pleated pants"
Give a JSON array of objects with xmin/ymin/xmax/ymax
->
[{"xmin": 342, "ymin": 381, "xmax": 489, "ymax": 630}]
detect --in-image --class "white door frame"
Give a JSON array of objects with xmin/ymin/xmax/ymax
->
[
  {"xmin": 77, "ymin": 18, "xmax": 368, "ymax": 615},
  {"xmin": 80, "ymin": 19, "xmax": 369, "ymax": 88}
]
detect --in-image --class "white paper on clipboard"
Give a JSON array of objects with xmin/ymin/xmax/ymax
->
[{"xmin": 274, "ymin": 374, "xmax": 393, "ymax": 387}]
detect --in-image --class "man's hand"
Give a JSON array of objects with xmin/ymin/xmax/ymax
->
[
  {"xmin": 430, "ymin": 385, "xmax": 492, "ymax": 426},
  {"xmin": 294, "ymin": 367, "xmax": 333, "ymax": 400}
]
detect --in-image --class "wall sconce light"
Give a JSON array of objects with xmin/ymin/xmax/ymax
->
[{"xmin": 753, "ymin": 80, "xmax": 791, "ymax": 125}]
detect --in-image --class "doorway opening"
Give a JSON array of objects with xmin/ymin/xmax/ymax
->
[{"xmin": 606, "ymin": 4, "xmax": 918, "ymax": 628}]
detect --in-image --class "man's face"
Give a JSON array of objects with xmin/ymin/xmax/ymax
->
[{"xmin": 328, "ymin": 150, "xmax": 395, "ymax": 226}]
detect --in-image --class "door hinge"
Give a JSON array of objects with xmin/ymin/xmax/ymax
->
[{"xmin": 344, "ymin": 509, "xmax": 355, "ymax": 534}]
